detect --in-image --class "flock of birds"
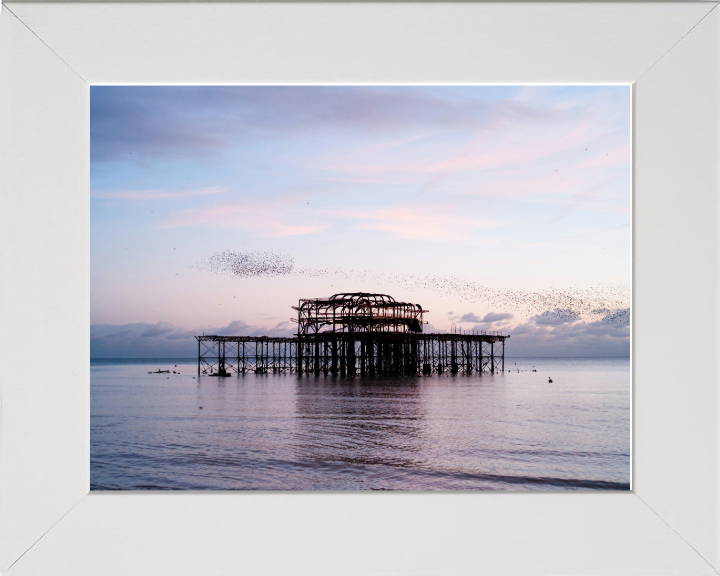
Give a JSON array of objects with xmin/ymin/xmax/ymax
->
[
  {"xmin": 199, "ymin": 250, "xmax": 295, "ymax": 279},
  {"xmin": 196, "ymin": 250, "xmax": 630, "ymax": 324}
]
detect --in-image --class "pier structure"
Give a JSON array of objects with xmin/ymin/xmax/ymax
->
[
  {"xmin": 196, "ymin": 293, "xmax": 508, "ymax": 377},
  {"xmin": 292, "ymin": 292, "xmax": 426, "ymax": 334}
]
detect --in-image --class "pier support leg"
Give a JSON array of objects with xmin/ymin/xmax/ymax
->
[
  {"xmin": 331, "ymin": 337, "xmax": 338, "ymax": 375},
  {"xmin": 340, "ymin": 338, "xmax": 346, "ymax": 375},
  {"xmin": 314, "ymin": 339, "xmax": 320, "ymax": 374},
  {"xmin": 451, "ymin": 338, "xmax": 458, "ymax": 373},
  {"xmin": 219, "ymin": 341, "xmax": 226, "ymax": 375}
]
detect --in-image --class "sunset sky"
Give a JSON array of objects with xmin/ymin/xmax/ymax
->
[{"xmin": 91, "ymin": 85, "xmax": 631, "ymax": 357}]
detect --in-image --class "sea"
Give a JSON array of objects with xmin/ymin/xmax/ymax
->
[{"xmin": 90, "ymin": 357, "xmax": 630, "ymax": 491}]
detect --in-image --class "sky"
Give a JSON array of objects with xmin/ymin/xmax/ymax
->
[{"xmin": 91, "ymin": 85, "xmax": 631, "ymax": 358}]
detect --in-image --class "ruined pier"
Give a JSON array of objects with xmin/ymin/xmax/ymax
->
[{"xmin": 196, "ymin": 292, "xmax": 508, "ymax": 377}]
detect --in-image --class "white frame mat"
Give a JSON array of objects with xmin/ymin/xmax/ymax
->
[{"xmin": 1, "ymin": 2, "xmax": 718, "ymax": 575}]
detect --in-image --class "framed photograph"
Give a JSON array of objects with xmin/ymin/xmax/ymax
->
[
  {"xmin": 89, "ymin": 83, "xmax": 632, "ymax": 494},
  {"xmin": 1, "ymin": 2, "xmax": 718, "ymax": 575}
]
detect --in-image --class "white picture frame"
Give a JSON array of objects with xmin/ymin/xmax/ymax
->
[{"xmin": 1, "ymin": 2, "xmax": 718, "ymax": 574}]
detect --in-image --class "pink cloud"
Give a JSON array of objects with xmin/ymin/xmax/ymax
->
[
  {"xmin": 465, "ymin": 146, "xmax": 630, "ymax": 204},
  {"xmin": 161, "ymin": 202, "xmax": 324, "ymax": 236},
  {"xmin": 333, "ymin": 204, "xmax": 503, "ymax": 242},
  {"xmin": 320, "ymin": 121, "xmax": 601, "ymax": 177}
]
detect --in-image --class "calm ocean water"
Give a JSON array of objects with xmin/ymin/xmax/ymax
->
[{"xmin": 91, "ymin": 357, "xmax": 630, "ymax": 491}]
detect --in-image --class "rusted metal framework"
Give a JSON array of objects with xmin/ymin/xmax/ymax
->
[
  {"xmin": 292, "ymin": 293, "xmax": 427, "ymax": 335},
  {"xmin": 196, "ymin": 333, "xmax": 508, "ymax": 377},
  {"xmin": 197, "ymin": 292, "xmax": 507, "ymax": 377},
  {"xmin": 196, "ymin": 335, "xmax": 297, "ymax": 376}
]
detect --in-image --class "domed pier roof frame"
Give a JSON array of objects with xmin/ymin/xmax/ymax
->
[{"xmin": 292, "ymin": 292, "xmax": 428, "ymax": 336}]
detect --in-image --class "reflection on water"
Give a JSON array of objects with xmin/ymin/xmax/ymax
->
[
  {"xmin": 91, "ymin": 357, "xmax": 630, "ymax": 491},
  {"xmin": 293, "ymin": 377, "xmax": 426, "ymax": 471}
]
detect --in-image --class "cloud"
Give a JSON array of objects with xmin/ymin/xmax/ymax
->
[
  {"xmin": 140, "ymin": 322, "xmax": 178, "ymax": 337},
  {"xmin": 161, "ymin": 202, "xmax": 325, "ymax": 236},
  {"xmin": 591, "ymin": 308, "xmax": 630, "ymax": 324},
  {"xmin": 91, "ymin": 319, "xmax": 296, "ymax": 358},
  {"xmin": 322, "ymin": 122, "xmax": 599, "ymax": 177},
  {"xmin": 91, "ymin": 186, "xmax": 226, "ymax": 201},
  {"xmin": 532, "ymin": 309, "xmax": 581, "ymax": 325},
  {"xmin": 458, "ymin": 312, "xmax": 482, "ymax": 323},
  {"xmin": 505, "ymin": 320, "xmax": 629, "ymax": 357},
  {"xmin": 91, "ymin": 86, "xmax": 576, "ymax": 164},
  {"xmin": 481, "ymin": 312, "xmax": 514, "ymax": 323},
  {"xmin": 442, "ymin": 306, "xmax": 628, "ymax": 356},
  {"xmin": 168, "ymin": 198, "xmax": 502, "ymax": 241},
  {"xmin": 458, "ymin": 311, "xmax": 514, "ymax": 324},
  {"xmin": 333, "ymin": 204, "xmax": 502, "ymax": 242},
  {"xmin": 91, "ymin": 314, "xmax": 630, "ymax": 359}
]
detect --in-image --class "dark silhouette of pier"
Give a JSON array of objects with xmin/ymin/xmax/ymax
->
[{"xmin": 195, "ymin": 293, "xmax": 508, "ymax": 376}]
